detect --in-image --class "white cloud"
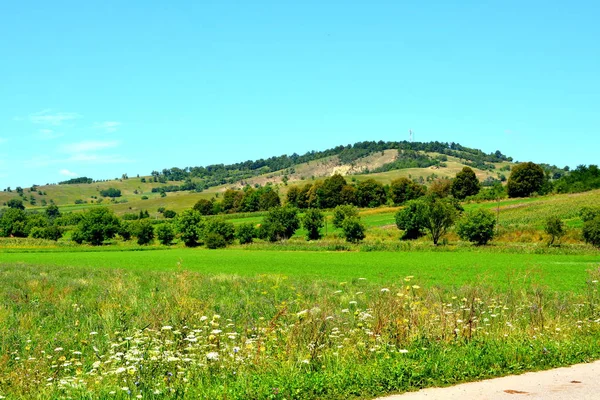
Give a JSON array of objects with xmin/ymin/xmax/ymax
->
[
  {"xmin": 37, "ymin": 129, "xmax": 64, "ymax": 139},
  {"xmin": 29, "ymin": 109, "xmax": 81, "ymax": 126},
  {"xmin": 61, "ymin": 140, "xmax": 120, "ymax": 153},
  {"xmin": 59, "ymin": 169, "xmax": 78, "ymax": 177},
  {"xmin": 94, "ymin": 121, "xmax": 122, "ymax": 133}
]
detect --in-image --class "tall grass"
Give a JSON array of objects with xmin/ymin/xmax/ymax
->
[{"xmin": 2, "ymin": 265, "xmax": 600, "ymax": 399}]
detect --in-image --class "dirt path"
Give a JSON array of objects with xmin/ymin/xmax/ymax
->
[{"xmin": 377, "ymin": 360, "xmax": 600, "ymax": 400}]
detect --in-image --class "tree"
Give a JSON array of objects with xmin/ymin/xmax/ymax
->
[
  {"xmin": 176, "ymin": 210, "xmax": 205, "ymax": 247},
  {"xmin": 456, "ymin": 209, "xmax": 496, "ymax": 245},
  {"xmin": 7, "ymin": 198, "xmax": 25, "ymax": 210},
  {"xmin": 134, "ymin": 220, "xmax": 155, "ymax": 245},
  {"xmin": 319, "ymin": 174, "xmax": 347, "ymax": 208},
  {"xmin": 71, "ymin": 207, "xmax": 121, "ymax": 245},
  {"xmin": 258, "ymin": 188, "xmax": 281, "ymax": 210},
  {"xmin": 0, "ymin": 208, "xmax": 28, "ymax": 237},
  {"xmin": 451, "ymin": 167, "xmax": 481, "ymax": 200},
  {"xmin": 340, "ymin": 217, "xmax": 366, "ymax": 243},
  {"xmin": 394, "ymin": 200, "xmax": 429, "ymax": 240},
  {"xmin": 424, "ymin": 199, "xmax": 459, "ymax": 245},
  {"xmin": 259, "ymin": 205, "xmax": 300, "ymax": 242},
  {"xmin": 301, "ymin": 208, "xmax": 324, "ymax": 240},
  {"xmin": 507, "ymin": 162, "xmax": 545, "ymax": 198},
  {"xmin": 156, "ymin": 224, "xmax": 175, "ymax": 245},
  {"xmin": 99, "ymin": 188, "xmax": 122, "ymax": 198},
  {"xmin": 356, "ymin": 179, "xmax": 387, "ymax": 207},
  {"xmin": 544, "ymin": 216, "xmax": 565, "ymax": 247},
  {"xmin": 205, "ymin": 233, "xmax": 227, "ymax": 249},
  {"xmin": 236, "ymin": 223, "xmax": 256, "ymax": 245},
  {"xmin": 45, "ymin": 204, "xmax": 61, "ymax": 219},
  {"xmin": 204, "ymin": 218, "xmax": 235, "ymax": 244},
  {"xmin": 583, "ymin": 217, "xmax": 600, "ymax": 248},
  {"xmin": 332, "ymin": 205, "xmax": 359, "ymax": 228},
  {"xmin": 389, "ymin": 178, "xmax": 426, "ymax": 205},
  {"xmin": 428, "ymin": 179, "xmax": 452, "ymax": 199}
]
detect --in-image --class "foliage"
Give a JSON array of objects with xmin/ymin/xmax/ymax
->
[
  {"xmin": 554, "ymin": 164, "xmax": 600, "ymax": 194},
  {"xmin": 7, "ymin": 198, "xmax": 25, "ymax": 209},
  {"xmin": 424, "ymin": 198, "xmax": 460, "ymax": 245},
  {"xmin": 507, "ymin": 162, "xmax": 545, "ymax": 198},
  {"xmin": 99, "ymin": 188, "xmax": 122, "ymax": 198},
  {"xmin": 332, "ymin": 205, "xmax": 359, "ymax": 228},
  {"xmin": 428, "ymin": 179, "xmax": 453, "ymax": 199},
  {"xmin": 319, "ymin": 174, "xmax": 348, "ymax": 208},
  {"xmin": 45, "ymin": 204, "xmax": 61, "ymax": 219},
  {"xmin": 163, "ymin": 209, "xmax": 177, "ymax": 219},
  {"xmin": 204, "ymin": 218, "xmax": 235, "ymax": 245},
  {"xmin": 259, "ymin": 205, "xmax": 300, "ymax": 241},
  {"xmin": 356, "ymin": 179, "xmax": 387, "ymax": 207},
  {"xmin": 58, "ymin": 176, "xmax": 93, "ymax": 184},
  {"xmin": 582, "ymin": 217, "xmax": 600, "ymax": 248},
  {"xmin": 301, "ymin": 208, "xmax": 325, "ymax": 240},
  {"xmin": 456, "ymin": 209, "xmax": 496, "ymax": 245},
  {"xmin": 580, "ymin": 207, "xmax": 600, "ymax": 223},
  {"xmin": 71, "ymin": 207, "xmax": 121, "ymax": 245},
  {"xmin": 451, "ymin": 167, "xmax": 481, "ymax": 200},
  {"xmin": 394, "ymin": 200, "xmax": 428, "ymax": 239},
  {"xmin": 236, "ymin": 223, "xmax": 257, "ymax": 245},
  {"xmin": 193, "ymin": 198, "xmax": 215, "ymax": 215},
  {"xmin": 340, "ymin": 217, "xmax": 366, "ymax": 243},
  {"xmin": 389, "ymin": 177, "xmax": 426, "ymax": 205},
  {"xmin": 134, "ymin": 220, "xmax": 155, "ymax": 245},
  {"xmin": 204, "ymin": 232, "xmax": 227, "ymax": 249},
  {"xmin": 176, "ymin": 210, "xmax": 205, "ymax": 247},
  {"xmin": 156, "ymin": 224, "xmax": 175, "ymax": 245},
  {"xmin": 544, "ymin": 216, "xmax": 565, "ymax": 247}
]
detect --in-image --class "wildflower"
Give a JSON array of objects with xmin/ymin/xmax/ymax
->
[
  {"xmin": 206, "ymin": 352, "xmax": 219, "ymax": 361},
  {"xmin": 412, "ymin": 285, "xmax": 420, "ymax": 290},
  {"xmin": 54, "ymin": 347, "xmax": 63, "ymax": 352},
  {"xmin": 211, "ymin": 329, "xmax": 222, "ymax": 335},
  {"xmin": 381, "ymin": 288, "xmax": 390, "ymax": 293},
  {"xmin": 349, "ymin": 301, "xmax": 357, "ymax": 305},
  {"xmin": 398, "ymin": 349, "xmax": 409, "ymax": 354},
  {"xmin": 90, "ymin": 332, "xmax": 98, "ymax": 336},
  {"xmin": 200, "ymin": 316, "xmax": 208, "ymax": 322},
  {"xmin": 161, "ymin": 326, "xmax": 173, "ymax": 331}
]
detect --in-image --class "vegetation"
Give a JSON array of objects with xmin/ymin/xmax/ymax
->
[
  {"xmin": 156, "ymin": 223, "xmax": 175, "ymax": 245},
  {"xmin": 507, "ymin": 162, "xmax": 546, "ymax": 198},
  {"xmin": 340, "ymin": 216, "xmax": 366, "ymax": 243},
  {"xmin": 451, "ymin": 167, "xmax": 481, "ymax": 199},
  {"xmin": 176, "ymin": 210, "xmax": 205, "ymax": 247},
  {"xmin": 544, "ymin": 216, "xmax": 565, "ymax": 247},
  {"xmin": 389, "ymin": 177, "xmax": 426, "ymax": 205},
  {"xmin": 71, "ymin": 207, "xmax": 121, "ymax": 245},
  {"xmin": 259, "ymin": 205, "xmax": 300, "ymax": 242},
  {"xmin": 301, "ymin": 208, "xmax": 325, "ymax": 240},
  {"xmin": 456, "ymin": 209, "xmax": 497, "ymax": 245}
]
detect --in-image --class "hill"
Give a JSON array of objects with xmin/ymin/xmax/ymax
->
[{"xmin": 1, "ymin": 140, "xmax": 515, "ymax": 215}]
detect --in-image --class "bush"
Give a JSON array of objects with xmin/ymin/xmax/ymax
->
[
  {"xmin": 389, "ymin": 178, "xmax": 426, "ymax": 205},
  {"xmin": 583, "ymin": 217, "xmax": 600, "ymax": 248},
  {"xmin": 204, "ymin": 219, "xmax": 235, "ymax": 244},
  {"xmin": 193, "ymin": 199, "xmax": 215, "ymax": 215},
  {"xmin": 156, "ymin": 224, "xmax": 175, "ymax": 245},
  {"xmin": 301, "ymin": 208, "xmax": 324, "ymax": 240},
  {"xmin": 332, "ymin": 205, "xmax": 359, "ymax": 229},
  {"xmin": 163, "ymin": 210, "xmax": 177, "ymax": 219},
  {"xmin": 425, "ymin": 198, "xmax": 459, "ymax": 245},
  {"xmin": 134, "ymin": 220, "xmax": 155, "ymax": 245},
  {"xmin": 72, "ymin": 207, "xmax": 121, "ymax": 245},
  {"xmin": 456, "ymin": 209, "xmax": 496, "ymax": 245},
  {"xmin": 236, "ymin": 223, "xmax": 257, "ymax": 245},
  {"xmin": 30, "ymin": 225, "xmax": 63, "ymax": 241},
  {"xmin": 99, "ymin": 188, "xmax": 122, "ymax": 198},
  {"xmin": 340, "ymin": 217, "xmax": 366, "ymax": 243},
  {"xmin": 451, "ymin": 167, "xmax": 481, "ymax": 200},
  {"xmin": 544, "ymin": 216, "xmax": 565, "ymax": 246},
  {"xmin": 205, "ymin": 232, "xmax": 227, "ymax": 249}
]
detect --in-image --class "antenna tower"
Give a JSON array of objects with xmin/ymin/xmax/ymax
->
[{"xmin": 409, "ymin": 130, "xmax": 414, "ymax": 143}]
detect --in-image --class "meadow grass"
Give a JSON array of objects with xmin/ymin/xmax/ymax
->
[{"xmin": 2, "ymin": 264, "xmax": 600, "ymax": 399}]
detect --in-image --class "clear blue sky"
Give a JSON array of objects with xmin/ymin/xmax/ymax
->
[{"xmin": 1, "ymin": 0, "xmax": 598, "ymax": 188}]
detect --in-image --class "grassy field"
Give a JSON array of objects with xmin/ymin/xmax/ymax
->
[{"xmin": 2, "ymin": 259, "xmax": 600, "ymax": 399}]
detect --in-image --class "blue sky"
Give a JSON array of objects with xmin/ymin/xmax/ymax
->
[{"xmin": 1, "ymin": 0, "xmax": 598, "ymax": 188}]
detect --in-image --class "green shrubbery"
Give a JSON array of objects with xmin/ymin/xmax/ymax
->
[{"xmin": 456, "ymin": 209, "xmax": 496, "ymax": 245}]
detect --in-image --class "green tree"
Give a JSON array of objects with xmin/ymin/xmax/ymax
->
[
  {"xmin": 319, "ymin": 174, "xmax": 347, "ymax": 208},
  {"xmin": 424, "ymin": 199, "xmax": 459, "ymax": 245},
  {"xmin": 389, "ymin": 177, "xmax": 426, "ymax": 205},
  {"xmin": 258, "ymin": 188, "xmax": 281, "ymax": 210},
  {"xmin": 236, "ymin": 223, "xmax": 257, "ymax": 245},
  {"xmin": 45, "ymin": 204, "xmax": 61, "ymax": 219},
  {"xmin": 332, "ymin": 205, "xmax": 359, "ymax": 229},
  {"xmin": 456, "ymin": 209, "xmax": 496, "ymax": 245},
  {"xmin": 134, "ymin": 220, "xmax": 155, "ymax": 245},
  {"xmin": 582, "ymin": 216, "xmax": 600, "ymax": 248},
  {"xmin": 156, "ymin": 224, "xmax": 175, "ymax": 245},
  {"xmin": 301, "ymin": 208, "xmax": 324, "ymax": 240},
  {"xmin": 204, "ymin": 218, "xmax": 235, "ymax": 245},
  {"xmin": 71, "ymin": 207, "xmax": 121, "ymax": 245},
  {"xmin": 7, "ymin": 198, "xmax": 25, "ymax": 210},
  {"xmin": 176, "ymin": 210, "xmax": 205, "ymax": 247},
  {"xmin": 356, "ymin": 179, "xmax": 387, "ymax": 207},
  {"xmin": 428, "ymin": 179, "xmax": 453, "ymax": 199},
  {"xmin": 99, "ymin": 188, "xmax": 122, "ymax": 198},
  {"xmin": 545, "ymin": 216, "xmax": 565, "ymax": 246},
  {"xmin": 451, "ymin": 167, "xmax": 481, "ymax": 199},
  {"xmin": 340, "ymin": 217, "xmax": 366, "ymax": 243},
  {"xmin": 507, "ymin": 162, "xmax": 545, "ymax": 198},
  {"xmin": 259, "ymin": 205, "xmax": 300, "ymax": 242},
  {"xmin": 394, "ymin": 200, "xmax": 428, "ymax": 240},
  {"xmin": 205, "ymin": 232, "xmax": 227, "ymax": 249},
  {"xmin": 0, "ymin": 208, "xmax": 28, "ymax": 237}
]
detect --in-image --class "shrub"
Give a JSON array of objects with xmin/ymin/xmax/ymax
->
[
  {"xmin": 163, "ymin": 210, "xmax": 177, "ymax": 219},
  {"xmin": 301, "ymin": 208, "xmax": 324, "ymax": 240},
  {"xmin": 99, "ymin": 188, "xmax": 122, "ymax": 198},
  {"xmin": 205, "ymin": 232, "xmax": 227, "ymax": 249},
  {"xmin": 332, "ymin": 205, "xmax": 359, "ymax": 229},
  {"xmin": 259, "ymin": 206, "xmax": 300, "ymax": 242},
  {"xmin": 389, "ymin": 177, "xmax": 426, "ymax": 205},
  {"xmin": 583, "ymin": 217, "xmax": 600, "ymax": 248},
  {"xmin": 156, "ymin": 224, "xmax": 175, "ymax": 245},
  {"xmin": 30, "ymin": 225, "xmax": 63, "ymax": 241},
  {"xmin": 72, "ymin": 207, "xmax": 121, "ymax": 245},
  {"xmin": 425, "ymin": 198, "xmax": 459, "ymax": 245},
  {"xmin": 340, "ymin": 217, "xmax": 366, "ymax": 243},
  {"xmin": 394, "ymin": 200, "xmax": 428, "ymax": 239},
  {"xmin": 176, "ymin": 210, "xmax": 205, "ymax": 247},
  {"xmin": 236, "ymin": 223, "xmax": 257, "ymax": 245},
  {"xmin": 204, "ymin": 219, "xmax": 235, "ymax": 244},
  {"xmin": 544, "ymin": 216, "xmax": 565, "ymax": 246},
  {"xmin": 193, "ymin": 199, "xmax": 214, "ymax": 215},
  {"xmin": 456, "ymin": 209, "xmax": 496, "ymax": 245}
]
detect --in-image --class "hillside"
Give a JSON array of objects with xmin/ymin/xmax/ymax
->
[{"xmin": 0, "ymin": 140, "xmax": 516, "ymax": 215}]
